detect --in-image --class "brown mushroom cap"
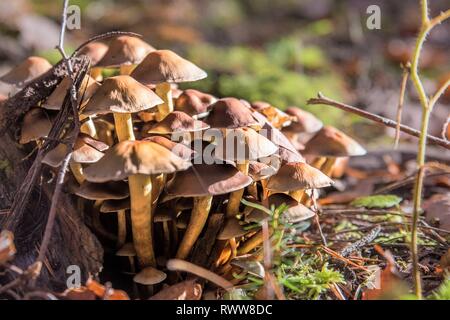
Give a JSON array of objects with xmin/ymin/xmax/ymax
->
[
  {"xmin": 42, "ymin": 75, "xmax": 100, "ymax": 110},
  {"xmin": 75, "ymin": 181, "xmax": 130, "ymax": 200},
  {"xmin": 256, "ymin": 113, "xmax": 301, "ymax": 154},
  {"xmin": 19, "ymin": 108, "xmax": 52, "ymax": 144},
  {"xmin": 83, "ymin": 140, "xmax": 192, "ymax": 182},
  {"xmin": 131, "ymin": 49, "xmax": 207, "ymax": 85},
  {"xmin": 143, "ymin": 136, "xmax": 196, "ymax": 160},
  {"xmin": 100, "ymin": 198, "xmax": 131, "ymax": 213},
  {"xmin": 116, "ymin": 242, "xmax": 136, "ymax": 257},
  {"xmin": 304, "ymin": 126, "xmax": 367, "ymax": 157},
  {"xmin": 82, "ymin": 75, "xmax": 163, "ymax": 116},
  {"xmin": 174, "ymin": 89, "xmax": 217, "ymax": 118},
  {"xmin": 214, "ymin": 127, "xmax": 278, "ymax": 162},
  {"xmin": 96, "ymin": 36, "xmax": 156, "ymax": 68},
  {"xmin": 145, "ymin": 111, "xmax": 210, "ymax": 134},
  {"xmin": 248, "ymin": 161, "xmax": 278, "ymax": 181},
  {"xmin": 285, "ymin": 107, "xmax": 323, "ymax": 134},
  {"xmin": 0, "ymin": 56, "xmax": 52, "ymax": 87},
  {"xmin": 217, "ymin": 218, "xmax": 247, "ymax": 240},
  {"xmin": 133, "ymin": 267, "xmax": 167, "ymax": 285},
  {"xmin": 267, "ymin": 162, "xmax": 334, "ymax": 192},
  {"xmin": 77, "ymin": 42, "xmax": 109, "ymax": 66},
  {"xmin": 205, "ymin": 98, "xmax": 261, "ymax": 129},
  {"xmin": 43, "ymin": 133, "xmax": 108, "ymax": 167},
  {"xmin": 165, "ymin": 163, "xmax": 252, "ymax": 198}
]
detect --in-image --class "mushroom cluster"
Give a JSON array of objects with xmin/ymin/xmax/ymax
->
[{"xmin": 0, "ymin": 35, "xmax": 366, "ymax": 295}]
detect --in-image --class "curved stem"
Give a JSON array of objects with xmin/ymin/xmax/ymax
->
[
  {"xmin": 227, "ymin": 161, "xmax": 249, "ymax": 218},
  {"xmin": 155, "ymin": 82, "xmax": 173, "ymax": 121},
  {"xmin": 80, "ymin": 116, "xmax": 97, "ymax": 138},
  {"xmin": 321, "ymin": 157, "xmax": 337, "ymax": 177},
  {"xmin": 176, "ymin": 196, "xmax": 212, "ymax": 260},
  {"xmin": 129, "ymin": 174, "xmax": 155, "ymax": 268},
  {"xmin": 237, "ymin": 230, "xmax": 263, "ymax": 255}
]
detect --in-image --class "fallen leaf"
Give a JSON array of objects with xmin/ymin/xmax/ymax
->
[
  {"xmin": 0, "ymin": 230, "xmax": 16, "ymax": 264},
  {"xmin": 149, "ymin": 280, "xmax": 202, "ymax": 300},
  {"xmin": 424, "ymin": 193, "xmax": 450, "ymax": 232},
  {"xmin": 351, "ymin": 195, "xmax": 402, "ymax": 209}
]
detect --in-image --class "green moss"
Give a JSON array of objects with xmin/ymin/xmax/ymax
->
[{"xmin": 0, "ymin": 159, "xmax": 12, "ymax": 177}]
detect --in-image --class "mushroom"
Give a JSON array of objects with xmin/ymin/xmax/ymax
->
[
  {"xmin": 165, "ymin": 163, "xmax": 252, "ymax": 260},
  {"xmin": 83, "ymin": 75, "xmax": 163, "ymax": 142},
  {"xmin": 77, "ymin": 42, "xmax": 109, "ymax": 81},
  {"xmin": 101, "ymin": 198, "xmax": 131, "ymax": 248},
  {"xmin": 153, "ymin": 209, "xmax": 175, "ymax": 257},
  {"xmin": 250, "ymin": 101, "xmax": 291, "ymax": 129},
  {"xmin": 205, "ymin": 98, "xmax": 261, "ymax": 130},
  {"xmin": 19, "ymin": 108, "xmax": 52, "ymax": 145},
  {"xmin": 174, "ymin": 89, "xmax": 217, "ymax": 119},
  {"xmin": 131, "ymin": 50, "xmax": 207, "ymax": 121},
  {"xmin": 266, "ymin": 161, "xmax": 334, "ymax": 201},
  {"xmin": 303, "ymin": 126, "xmax": 366, "ymax": 176},
  {"xmin": 213, "ymin": 127, "xmax": 278, "ymax": 217},
  {"xmin": 116, "ymin": 242, "xmax": 137, "ymax": 273},
  {"xmin": 42, "ymin": 133, "xmax": 108, "ymax": 184},
  {"xmin": 96, "ymin": 36, "xmax": 156, "ymax": 75},
  {"xmin": 133, "ymin": 267, "xmax": 167, "ymax": 286},
  {"xmin": 144, "ymin": 111, "xmax": 210, "ymax": 137},
  {"xmin": 0, "ymin": 56, "xmax": 52, "ymax": 87},
  {"xmin": 42, "ymin": 75, "xmax": 100, "ymax": 137},
  {"xmin": 83, "ymin": 140, "xmax": 191, "ymax": 268}
]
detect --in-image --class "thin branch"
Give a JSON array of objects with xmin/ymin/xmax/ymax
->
[
  {"xmin": 72, "ymin": 31, "xmax": 142, "ymax": 57},
  {"xmin": 306, "ymin": 93, "xmax": 450, "ymax": 150},
  {"xmin": 429, "ymin": 78, "xmax": 450, "ymax": 109},
  {"xmin": 394, "ymin": 63, "xmax": 410, "ymax": 148}
]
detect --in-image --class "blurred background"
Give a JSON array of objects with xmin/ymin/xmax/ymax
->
[{"xmin": 0, "ymin": 0, "xmax": 448, "ymax": 147}]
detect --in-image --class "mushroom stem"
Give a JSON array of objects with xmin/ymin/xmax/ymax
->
[
  {"xmin": 289, "ymin": 189, "xmax": 305, "ymax": 202},
  {"xmin": 155, "ymin": 82, "xmax": 173, "ymax": 121},
  {"xmin": 176, "ymin": 195, "xmax": 212, "ymax": 260},
  {"xmin": 237, "ymin": 230, "xmax": 263, "ymax": 255},
  {"xmin": 320, "ymin": 157, "xmax": 337, "ymax": 177},
  {"xmin": 162, "ymin": 221, "xmax": 171, "ymax": 257},
  {"xmin": 113, "ymin": 113, "xmax": 135, "ymax": 141},
  {"xmin": 226, "ymin": 161, "xmax": 249, "ymax": 218},
  {"xmin": 80, "ymin": 115, "xmax": 97, "ymax": 138},
  {"xmin": 120, "ymin": 64, "xmax": 136, "ymax": 75},
  {"xmin": 117, "ymin": 209, "xmax": 127, "ymax": 249},
  {"xmin": 129, "ymin": 174, "xmax": 156, "ymax": 268},
  {"xmin": 248, "ymin": 182, "xmax": 259, "ymax": 200},
  {"xmin": 90, "ymin": 67, "xmax": 103, "ymax": 82},
  {"xmin": 311, "ymin": 157, "xmax": 326, "ymax": 169},
  {"xmin": 69, "ymin": 161, "xmax": 85, "ymax": 184}
]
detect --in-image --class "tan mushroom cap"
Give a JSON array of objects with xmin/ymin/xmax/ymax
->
[
  {"xmin": 174, "ymin": 89, "xmax": 217, "ymax": 118},
  {"xmin": 77, "ymin": 42, "xmax": 109, "ymax": 66},
  {"xmin": 100, "ymin": 198, "xmax": 130, "ymax": 213},
  {"xmin": 96, "ymin": 36, "xmax": 156, "ymax": 68},
  {"xmin": 145, "ymin": 111, "xmax": 210, "ymax": 135},
  {"xmin": 165, "ymin": 163, "xmax": 252, "ymax": 198},
  {"xmin": 82, "ymin": 75, "xmax": 163, "ymax": 116},
  {"xmin": 285, "ymin": 107, "xmax": 323, "ymax": 134},
  {"xmin": 42, "ymin": 75, "xmax": 100, "ymax": 110},
  {"xmin": 133, "ymin": 266, "xmax": 167, "ymax": 285},
  {"xmin": 205, "ymin": 98, "xmax": 261, "ymax": 129},
  {"xmin": 116, "ymin": 242, "xmax": 136, "ymax": 257},
  {"xmin": 267, "ymin": 162, "xmax": 334, "ymax": 192},
  {"xmin": 43, "ymin": 133, "xmax": 108, "ymax": 167},
  {"xmin": 131, "ymin": 49, "xmax": 207, "ymax": 85},
  {"xmin": 214, "ymin": 127, "xmax": 278, "ymax": 162},
  {"xmin": 0, "ymin": 56, "xmax": 52, "ymax": 87},
  {"xmin": 143, "ymin": 136, "xmax": 196, "ymax": 160},
  {"xmin": 75, "ymin": 181, "xmax": 130, "ymax": 200},
  {"xmin": 251, "ymin": 101, "xmax": 291, "ymax": 128},
  {"xmin": 248, "ymin": 161, "xmax": 278, "ymax": 181},
  {"xmin": 83, "ymin": 140, "xmax": 192, "ymax": 183},
  {"xmin": 304, "ymin": 126, "xmax": 367, "ymax": 157},
  {"xmin": 19, "ymin": 108, "xmax": 52, "ymax": 144},
  {"xmin": 217, "ymin": 218, "xmax": 247, "ymax": 240}
]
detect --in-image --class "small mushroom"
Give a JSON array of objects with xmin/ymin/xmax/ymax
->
[
  {"xmin": 133, "ymin": 266, "xmax": 167, "ymax": 286},
  {"xmin": 144, "ymin": 111, "xmax": 210, "ymax": 136},
  {"xmin": 84, "ymin": 140, "xmax": 191, "ymax": 268},
  {"xmin": 251, "ymin": 101, "xmax": 291, "ymax": 129},
  {"xmin": 174, "ymin": 89, "xmax": 217, "ymax": 119},
  {"xmin": 303, "ymin": 126, "xmax": 366, "ymax": 176},
  {"xmin": 131, "ymin": 50, "xmax": 207, "ymax": 121},
  {"xmin": 0, "ymin": 56, "xmax": 52, "ymax": 87},
  {"xmin": 116, "ymin": 242, "xmax": 137, "ymax": 273},
  {"xmin": 19, "ymin": 108, "xmax": 52, "ymax": 145},
  {"xmin": 96, "ymin": 36, "xmax": 156, "ymax": 75},
  {"xmin": 101, "ymin": 198, "xmax": 131, "ymax": 248},
  {"xmin": 77, "ymin": 42, "xmax": 109, "ymax": 81},
  {"xmin": 165, "ymin": 163, "xmax": 252, "ymax": 260},
  {"xmin": 83, "ymin": 75, "xmax": 163, "ymax": 142},
  {"xmin": 205, "ymin": 98, "xmax": 261, "ymax": 130}
]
